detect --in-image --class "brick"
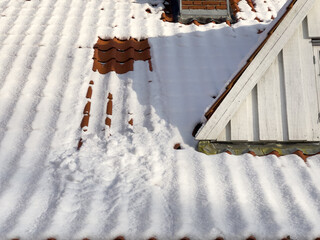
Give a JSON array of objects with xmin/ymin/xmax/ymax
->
[
  {"xmin": 216, "ymin": 4, "xmax": 227, "ymax": 9},
  {"xmin": 188, "ymin": 5, "xmax": 206, "ymax": 9},
  {"xmin": 182, "ymin": 1, "xmax": 193, "ymax": 4},
  {"xmin": 193, "ymin": 1, "xmax": 203, "ymax": 5},
  {"xmin": 206, "ymin": 1, "xmax": 225, "ymax": 4}
]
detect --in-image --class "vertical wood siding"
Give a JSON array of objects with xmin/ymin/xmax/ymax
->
[{"xmin": 216, "ymin": 17, "xmax": 320, "ymax": 142}]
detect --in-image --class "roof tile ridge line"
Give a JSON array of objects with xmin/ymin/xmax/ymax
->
[
  {"xmin": 98, "ymin": 36, "xmax": 148, "ymax": 42},
  {"xmin": 94, "ymin": 45, "xmax": 151, "ymax": 52},
  {"xmin": 93, "ymin": 49, "xmax": 151, "ymax": 63},
  {"xmin": 94, "ymin": 57, "xmax": 151, "ymax": 64},
  {"xmin": 97, "ymin": 36, "xmax": 149, "ymax": 42},
  {"xmin": 93, "ymin": 59, "xmax": 135, "ymax": 74},
  {"xmin": 204, "ymin": 0, "xmax": 297, "ymax": 120},
  {"xmin": 95, "ymin": 46, "xmax": 151, "ymax": 52},
  {"xmin": 94, "ymin": 47, "xmax": 151, "ymax": 58},
  {"xmin": 94, "ymin": 37, "xmax": 150, "ymax": 51}
]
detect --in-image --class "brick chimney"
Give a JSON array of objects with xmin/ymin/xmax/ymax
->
[{"xmin": 180, "ymin": 0, "xmax": 231, "ymax": 23}]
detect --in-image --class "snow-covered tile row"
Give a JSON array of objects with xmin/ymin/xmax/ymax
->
[{"xmin": 0, "ymin": 0, "xmax": 319, "ymax": 239}]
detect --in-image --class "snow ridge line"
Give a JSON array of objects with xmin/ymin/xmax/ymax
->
[
  {"xmin": 216, "ymin": 154, "xmax": 247, "ymax": 236},
  {"xmin": 191, "ymin": 154, "xmax": 215, "ymax": 236},
  {"xmin": 200, "ymin": 153, "xmax": 228, "ymax": 236}
]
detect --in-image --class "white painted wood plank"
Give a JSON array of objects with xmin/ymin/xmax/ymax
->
[
  {"xmin": 282, "ymin": 28, "xmax": 307, "ymax": 141},
  {"xmin": 299, "ymin": 22, "xmax": 320, "ymax": 141},
  {"xmin": 196, "ymin": 0, "xmax": 315, "ymax": 140},
  {"xmin": 246, "ymin": 90, "xmax": 256, "ymax": 141},
  {"xmin": 278, "ymin": 51, "xmax": 289, "ymax": 141},
  {"xmin": 307, "ymin": 0, "xmax": 320, "ymax": 38},
  {"xmin": 217, "ymin": 122, "xmax": 231, "ymax": 141},
  {"xmin": 231, "ymin": 94, "xmax": 249, "ymax": 141},
  {"xmin": 216, "ymin": 125, "xmax": 227, "ymax": 141},
  {"xmin": 312, "ymin": 45, "xmax": 320, "ymax": 141},
  {"xmin": 257, "ymin": 58, "xmax": 282, "ymax": 141}
]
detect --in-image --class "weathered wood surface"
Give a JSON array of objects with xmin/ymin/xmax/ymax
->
[
  {"xmin": 307, "ymin": 0, "xmax": 320, "ymax": 38},
  {"xmin": 313, "ymin": 45, "xmax": 320, "ymax": 141},
  {"xmin": 257, "ymin": 58, "xmax": 282, "ymax": 141},
  {"xmin": 231, "ymin": 93, "xmax": 249, "ymax": 141},
  {"xmin": 282, "ymin": 28, "xmax": 307, "ymax": 141}
]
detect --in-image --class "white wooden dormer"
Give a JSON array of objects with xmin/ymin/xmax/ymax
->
[
  {"xmin": 196, "ymin": 0, "xmax": 320, "ymax": 147},
  {"xmin": 217, "ymin": 19, "xmax": 320, "ymax": 143}
]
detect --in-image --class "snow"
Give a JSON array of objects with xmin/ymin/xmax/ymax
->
[{"xmin": 0, "ymin": 0, "xmax": 319, "ymax": 239}]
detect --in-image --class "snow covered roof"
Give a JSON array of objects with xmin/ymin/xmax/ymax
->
[{"xmin": 0, "ymin": 0, "xmax": 320, "ymax": 239}]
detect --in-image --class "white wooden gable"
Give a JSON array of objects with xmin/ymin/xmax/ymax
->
[{"xmin": 196, "ymin": 0, "xmax": 320, "ymax": 142}]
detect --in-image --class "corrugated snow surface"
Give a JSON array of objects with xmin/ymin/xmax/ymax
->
[{"xmin": 0, "ymin": 0, "xmax": 320, "ymax": 239}]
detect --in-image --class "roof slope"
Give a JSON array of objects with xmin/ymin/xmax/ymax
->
[{"xmin": 0, "ymin": 0, "xmax": 320, "ymax": 239}]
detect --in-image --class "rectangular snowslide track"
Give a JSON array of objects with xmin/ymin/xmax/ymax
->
[{"xmin": 78, "ymin": 37, "xmax": 152, "ymax": 149}]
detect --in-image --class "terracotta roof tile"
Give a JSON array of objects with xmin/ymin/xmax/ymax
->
[{"xmin": 92, "ymin": 37, "xmax": 152, "ymax": 74}]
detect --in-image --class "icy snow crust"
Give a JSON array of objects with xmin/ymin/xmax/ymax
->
[{"xmin": 0, "ymin": 0, "xmax": 320, "ymax": 239}]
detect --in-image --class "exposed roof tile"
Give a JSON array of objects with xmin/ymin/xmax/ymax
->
[{"xmin": 92, "ymin": 37, "xmax": 152, "ymax": 74}]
